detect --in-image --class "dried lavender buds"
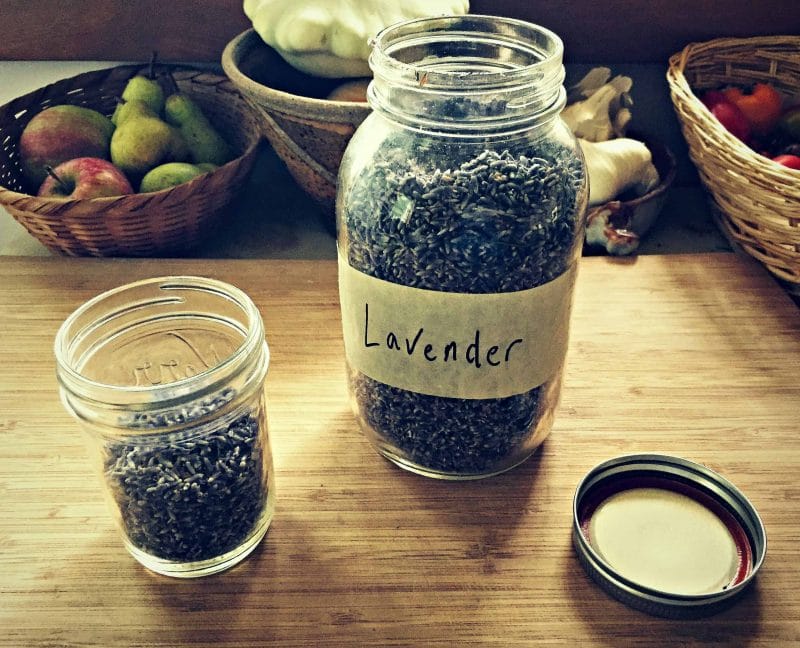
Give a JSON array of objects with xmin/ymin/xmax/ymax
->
[
  {"xmin": 104, "ymin": 393, "xmax": 269, "ymax": 562},
  {"xmin": 353, "ymin": 374, "xmax": 542, "ymax": 474},
  {"xmin": 345, "ymin": 141, "xmax": 584, "ymax": 291},
  {"xmin": 342, "ymin": 135, "xmax": 585, "ymax": 475}
]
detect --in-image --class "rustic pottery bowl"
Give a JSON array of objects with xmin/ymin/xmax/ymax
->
[
  {"xmin": 584, "ymin": 136, "xmax": 677, "ymax": 255},
  {"xmin": 222, "ymin": 29, "xmax": 371, "ymax": 218}
]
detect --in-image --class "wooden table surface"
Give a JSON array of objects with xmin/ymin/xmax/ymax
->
[{"xmin": 1, "ymin": 253, "xmax": 798, "ymax": 647}]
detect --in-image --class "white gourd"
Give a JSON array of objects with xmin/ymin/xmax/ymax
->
[{"xmin": 244, "ymin": 0, "xmax": 470, "ymax": 78}]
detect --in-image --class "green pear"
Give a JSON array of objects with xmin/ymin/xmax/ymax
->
[
  {"xmin": 121, "ymin": 75, "xmax": 165, "ymax": 115},
  {"xmin": 111, "ymin": 98, "xmax": 157, "ymax": 126},
  {"xmin": 195, "ymin": 163, "xmax": 218, "ymax": 173},
  {"xmin": 164, "ymin": 93, "xmax": 231, "ymax": 165},
  {"xmin": 112, "ymin": 99, "xmax": 190, "ymax": 164},
  {"xmin": 110, "ymin": 115, "xmax": 176, "ymax": 176},
  {"xmin": 139, "ymin": 162, "xmax": 205, "ymax": 193}
]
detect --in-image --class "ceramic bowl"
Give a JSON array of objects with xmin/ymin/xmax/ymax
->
[
  {"xmin": 584, "ymin": 136, "xmax": 677, "ymax": 255},
  {"xmin": 222, "ymin": 29, "xmax": 371, "ymax": 218}
]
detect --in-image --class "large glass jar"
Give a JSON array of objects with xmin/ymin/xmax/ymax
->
[
  {"xmin": 55, "ymin": 277, "xmax": 275, "ymax": 577},
  {"xmin": 337, "ymin": 16, "xmax": 588, "ymax": 479}
]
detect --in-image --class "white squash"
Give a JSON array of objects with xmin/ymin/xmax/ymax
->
[
  {"xmin": 244, "ymin": 0, "xmax": 470, "ymax": 78},
  {"xmin": 578, "ymin": 138, "xmax": 660, "ymax": 206}
]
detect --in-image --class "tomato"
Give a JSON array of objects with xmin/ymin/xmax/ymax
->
[
  {"xmin": 723, "ymin": 84, "xmax": 784, "ymax": 135},
  {"xmin": 700, "ymin": 90, "xmax": 728, "ymax": 110}
]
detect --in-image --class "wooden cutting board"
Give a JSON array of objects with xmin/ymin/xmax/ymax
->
[{"xmin": 1, "ymin": 253, "xmax": 798, "ymax": 647}]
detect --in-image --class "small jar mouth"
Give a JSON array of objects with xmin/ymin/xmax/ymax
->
[
  {"xmin": 368, "ymin": 14, "xmax": 566, "ymax": 134},
  {"xmin": 54, "ymin": 276, "xmax": 267, "ymax": 411}
]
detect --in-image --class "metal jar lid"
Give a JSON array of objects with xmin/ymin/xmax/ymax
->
[{"xmin": 572, "ymin": 454, "xmax": 767, "ymax": 618}]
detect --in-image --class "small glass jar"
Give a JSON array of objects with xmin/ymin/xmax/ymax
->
[
  {"xmin": 54, "ymin": 276, "xmax": 275, "ymax": 577},
  {"xmin": 337, "ymin": 16, "xmax": 588, "ymax": 479}
]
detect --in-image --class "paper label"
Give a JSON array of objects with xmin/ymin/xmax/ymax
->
[{"xmin": 338, "ymin": 251, "xmax": 576, "ymax": 399}]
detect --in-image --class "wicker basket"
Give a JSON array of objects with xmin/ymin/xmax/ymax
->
[
  {"xmin": 0, "ymin": 64, "xmax": 263, "ymax": 257},
  {"xmin": 667, "ymin": 35, "xmax": 800, "ymax": 291}
]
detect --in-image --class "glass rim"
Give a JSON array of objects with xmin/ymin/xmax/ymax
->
[
  {"xmin": 54, "ymin": 275, "xmax": 267, "ymax": 406},
  {"xmin": 369, "ymin": 14, "xmax": 565, "ymax": 90}
]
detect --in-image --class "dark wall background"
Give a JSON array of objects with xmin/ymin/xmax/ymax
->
[{"xmin": 1, "ymin": 1, "xmax": 797, "ymax": 63}]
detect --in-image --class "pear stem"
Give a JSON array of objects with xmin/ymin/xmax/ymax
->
[
  {"xmin": 44, "ymin": 165, "xmax": 69, "ymax": 193},
  {"xmin": 165, "ymin": 70, "xmax": 180, "ymax": 96}
]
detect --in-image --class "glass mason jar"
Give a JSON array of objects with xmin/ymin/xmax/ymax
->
[
  {"xmin": 54, "ymin": 276, "xmax": 275, "ymax": 577},
  {"xmin": 337, "ymin": 16, "xmax": 588, "ymax": 479}
]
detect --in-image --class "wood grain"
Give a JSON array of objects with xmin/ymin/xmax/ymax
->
[
  {"xmin": 0, "ymin": 253, "xmax": 799, "ymax": 646},
  {"xmin": 0, "ymin": 1, "xmax": 796, "ymax": 63}
]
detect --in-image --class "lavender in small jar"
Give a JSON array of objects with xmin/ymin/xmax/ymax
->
[
  {"xmin": 55, "ymin": 276, "xmax": 275, "ymax": 577},
  {"xmin": 106, "ymin": 389, "xmax": 270, "ymax": 562}
]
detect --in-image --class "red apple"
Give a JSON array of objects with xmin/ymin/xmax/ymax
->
[
  {"xmin": 701, "ymin": 90, "xmax": 751, "ymax": 143},
  {"xmin": 37, "ymin": 158, "xmax": 134, "ymax": 199},
  {"xmin": 19, "ymin": 105, "xmax": 115, "ymax": 189},
  {"xmin": 710, "ymin": 101, "xmax": 752, "ymax": 144}
]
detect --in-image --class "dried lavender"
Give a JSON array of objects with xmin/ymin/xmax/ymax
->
[
  {"xmin": 104, "ymin": 391, "xmax": 269, "ymax": 562},
  {"xmin": 354, "ymin": 376, "xmax": 542, "ymax": 473},
  {"xmin": 343, "ymin": 132, "xmax": 585, "ymax": 474}
]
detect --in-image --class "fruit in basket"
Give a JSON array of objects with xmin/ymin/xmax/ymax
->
[
  {"xmin": 700, "ymin": 91, "xmax": 752, "ymax": 143},
  {"xmin": 139, "ymin": 162, "xmax": 206, "ymax": 192},
  {"xmin": 19, "ymin": 105, "xmax": 115, "ymax": 189},
  {"xmin": 164, "ymin": 93, "xmax": 231, "ymax": 165},
  {"xmin": 777, "ymin": 105, "xmax": 800, "ymax": 140},
  {"xmin": 723, "ymin": 83, "xmax": 783, "ymax": 135},
  {"xmin": 113, "ymin": 99, "xmax": 191, "ymax": 163},
  {"xmin": 111, "ymin": 97, "xmax": 159, "ymax": 126},
  {"xmin": 110, "ymin": 112, "xmax": 186, "ymax": 176},
  {"xmin": 771, "ymin": 154, "xmax": 800, "ymax": 170},
  {"xmin": 118, "ymin": 74, "xmax": 165, "ymax": 117},
  {"xmin": 37, "ymin": 157, "xmax": 133, "ymax": 199},
  {"xmin": 702, "ymin": 84, "xmax": 800, "ymax": 167}
]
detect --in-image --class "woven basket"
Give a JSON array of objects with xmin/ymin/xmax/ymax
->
[
  {"xmin": 0, "ymin": 64, "xmax": 263, "ymax": 257},
  {"xmin": 667, "ymin": 35, "xmax": 800, "ymax": 291}
]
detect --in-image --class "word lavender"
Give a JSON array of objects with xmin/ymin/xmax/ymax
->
[{"xmin": 362, "ymin": 303, "xmax": 524, "ymax": 367}]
